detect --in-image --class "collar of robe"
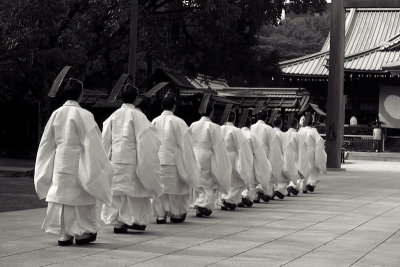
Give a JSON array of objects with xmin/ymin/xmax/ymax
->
[
  {"xmin": 122, "ymin": 103, "xmax": 135, "ymax": 109},
  {"xmin": 257, "ymin": 120, "xmax": 266, "ymax": 124},
  {"xmin": 242, "ymin": 127, "xmax": 250, "ymax": 131},
  {"xmin": 274, "ymin": 127, "xmax": 282, "ymax": 132},
  {"xmin": 63, "ymin": 100, "xmax": 80, "ymax": 107},
  {"xmin": 225, "ymin": 122, "xmax": 234, "ymax": 126},
  {"xmin": 200, "ymin": 116, "xmax": 211, "ymax": 122},
  {"xmin": 161, "ymin": 110, "xmax": 173, "ymax": 115}
]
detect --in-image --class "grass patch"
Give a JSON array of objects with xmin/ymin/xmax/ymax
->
[{"xmin": 0, "ymin": 175, "xmax": 46, "ymax": 212}]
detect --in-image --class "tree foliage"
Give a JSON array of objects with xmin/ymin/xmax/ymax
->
[
  {"xmin": 285, "ymin": 0, "xmax": 327, "ymax": 15},
  {"xmin": 258, "ymin": 13, "xmax": 330, "ymax": 61}
]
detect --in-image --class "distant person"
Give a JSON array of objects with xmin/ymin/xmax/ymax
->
[
  {"xmin": 373, "ymin": 119, "xmax": 382, "ymax": 152},
  {"xmin": 251, "ymin": 110, "xmax": 285, "ymax": 200},
  {"xmin": 241, "ymin": 117, "xmax": 272, "ymax": 204},
  {"xmin": 220, "ymin": 112, "xmax": 252, "ymax": 210},
  {"xmin": 101, "ymin": 85, "xmax": 164, "ymax": 233},
  {"xmin": 350, "ymin": 116, "xmax": 358, "ymax": 126},
  {"xmin": 34, "ymin": 80, "xmax": 113, "ymax": 246},
  {"xmin": 151, "ymin": 95, "xmax": 200, "ymax": 224},
  {"xmin": 190, "ymin": 102, "xmax": 231, "ymax": 217},
  {"xmin": 298, "ymin": 119, "xmax": 327, "ymax": 193}
]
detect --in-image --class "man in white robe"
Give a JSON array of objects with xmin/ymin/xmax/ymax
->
[
  {"xmin": 251, "ymin": 110, "xmax": 285, "ymax": 200},
  {"xmin": 152, "ymin": 95, "xmax": 200, "ymax": 223},
  {"xmin": 34, "ymin": 80, "xmax": 114, "ymax": 246},
  {"xmin": 101, "ymin": 85, "xmax": 164, "ymax": 233},
  {"xmin": 190, "ymin": 103, "xmax": 231, "ymax": 217},
  {"xmin": 282, "ymin": 119, "xmax": 309, "ymax": 196},
  {"xmin": 298, "ymin": 120, "xmax": 327, "ymax": 193},
  {"xmin": 241, "ymin": 117, "xmax": 272, "ymax": 204},
  {"xmin": 220, "ymin": 112, "xmax": 252, "ymax": 209},
  {"xmin": 273, "ymin": 117, "xmax": 299, "ymax": 196}
]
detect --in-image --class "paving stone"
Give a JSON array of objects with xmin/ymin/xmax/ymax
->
[{"xmin": 0, "ymin": 160, "xmax": 399, "ymax": 266}]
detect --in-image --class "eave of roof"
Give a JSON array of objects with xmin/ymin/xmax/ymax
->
[{"xmin": 280, "ymin": 8, "xmax": 400, "ymax": 77}]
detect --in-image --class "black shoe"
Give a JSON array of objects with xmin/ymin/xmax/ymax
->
[
  {"xmin": 196, "ymin": 212, "xmax": 203, "ymax": 217},
  {"xmin": 259, "ymin": 192, "xmax": 270, "ymax": 203},
  {"xmin": 197, "ymin": 207, "xmax": 212, "ymax": 216},
  {"xmin": 273, "ymin": 191, "xmax": 285, "ymax": 199},
  {"xmin": 242, "ymin": 198, "xmax": 253, "ymax": 207},
  {"xmin": 58, "ymin": 237, "xmax": 73, "ymax": 246},
  {"xmin": 286, "ymin": 191, "xmax": 291, "ymax": 197},
  {"xmin": 303, "ymin": 190, "xmax": 308, "ymax": 194},
  {"xmin": 221, "ymin": 206, "xmax": 228, "ymax": 210},
  {"xmin": 156, "ymin": 217, "xmax": 167, "ymax": 224},
  {"xmin": 237, "ymin": 203, "xmax": 246, "ymax": 207},
  {"xmin": 253, "ymin": 199, "xmax": 260, "ymax": 203},
  {"xmin": 290, "ymin": 187, "xmax": 299, "ymax": 196},
  {"xmin": 170, "ymin": 215, "xmax": 186, "ymax": 223},
  {"xmin": 222, "ymin": 200, "xmax": 236, "ymax": 210},
  {"xmin": 288, "ymin": 186, "xmax": 299, "ymax": 196},
  {"xmin": 114, "ymin": 225, "xmax": 129, "ymax": 233},
  {"xmin": 306, "ymin": 184, "xmax": 315, "ymax": 192},
  {"xmin": 75, "ymin": 233, "xmax": 97, "ymax": 245},
  {"xmin": 129, "ymin": 223, "xmax": 146, "ymax": 231}
]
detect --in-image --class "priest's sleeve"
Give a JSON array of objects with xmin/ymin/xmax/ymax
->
[
  {"xmin": 210, "ymin": 125, "xmax": 232, "ymax": 195},
  {"xmin": 79, "ymin": 125, "xmax": 114, "ymax": 207},
  {"xmin": 252, "ymin": 136, "xmax": 271, "ymax": 190},
  {"xmin": 174, "ymin": 121, "xmax": 200, "ymax": 188},
  {"xmin": 136, "ymin": 125, "xmax": 164, "ymax": 197},
  {"xmin": 34, "ymin": 113, "xmax": 57, "ymax": 200}
]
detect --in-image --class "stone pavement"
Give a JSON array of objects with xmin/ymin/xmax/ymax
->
[{"xmin": 0, "ymin": 160, "xmax": 399, "ymax": 267}]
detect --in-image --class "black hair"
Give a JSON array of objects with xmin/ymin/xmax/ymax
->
[
  {"xmin": 227, "ymin": 111, "xmax": 236, "ymax": 123},
  {"xmin": 64, "ymin": 79, "xmax": 83, "ymax": 101},
  {"xmin": 162, "ymin": 94, "xmax": 176, "ymax": 111},
  {"xmin": 258, "ymin": 109, "xmax": 268, "ymax": 121},
  {"xmin": 244, "ymin": 116, "xmax": 252, "ymax": 128},
  {"xmin": 306, "ymin": 118, "xmax": 313, "ymax": 126},
  {"xmin": 121, "ymin": 84, "xmax": 138, "ymax": 104},
  {"xmin": 273, "ymin": 117, "xmax": 283, "ymax": 128},
  {"xmin": 290, "ymin": 118, "xmax": 298, "ymax": 128}
]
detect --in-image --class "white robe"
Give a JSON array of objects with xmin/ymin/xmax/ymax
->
[
  {"xmin": 152, "ymin": 110, "xmax": 200, "ymax": 194},
  {"xmin": 220, "ymin": 123, "xmax": 252, "ymax": 204},
  {"xmin": 34, "ymin": 100, "xmax": 114, "ymax": 236},
  {"xmin": 34, "ymin": 100, "xmax": 113, "ymax": 206},
  {"xmin": 152, "ymin": 111, "xmax": 200, "ymax": 217},
  {"xmin": 282, "ymin": 128, "xmax": 300, "ymax": 184},
  {"xmin": 101, "ymin": 104, "xmax": 163, "ymax": 198},
  {"xmin": 241, "ymin": 127, "xmax": 272, "ymax": 199},
  {"xmin": 101, "ymin": 103, "xmax": 164, "ymax": 226},
  {"xmin": 190, "ymin": 116, "xmax": 231, "ymax": 210},
  {"xmin": 250, "ymin": 121, "xmax": 282, "ymax": 195},
  {"xmin": 298, "ymin": 126, "xmax": 327, "ymax": 186}
]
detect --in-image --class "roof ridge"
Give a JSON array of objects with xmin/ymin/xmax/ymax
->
[{"xmin": 279, "ymin": 51, "xmax": 329, "ymax": 66}]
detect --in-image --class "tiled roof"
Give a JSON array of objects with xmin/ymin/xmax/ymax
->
[{"xmin": 280, "ymin": 8, "xmax": 400, "ymax": 76}]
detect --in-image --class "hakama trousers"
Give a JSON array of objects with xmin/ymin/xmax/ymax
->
[
  {"xmin": 101, "ymin": 195, "xmax": 152, "ymax": 226},
  {"xmin": 153, "ymin": 194, "xmax": 190, "ymax": 218},
  {"xmin": 42, "ymin": 202, "xmax": 99, "ymax": 238},
  {"xmin": 192, "ymin": 186, "xmax": 219, "ymax": 210}
]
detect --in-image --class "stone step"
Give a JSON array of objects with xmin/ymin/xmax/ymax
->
[{"xmin": 347, "ymin": 152, "xmax": 400, "ymax": 162}]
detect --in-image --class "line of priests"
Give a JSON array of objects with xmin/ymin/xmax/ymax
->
[{"xmin": 34, "ymin": 83, "xmax": 326, "ymax": 246}]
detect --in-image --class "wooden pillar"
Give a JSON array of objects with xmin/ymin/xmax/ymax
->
[
  {"xmin": 128, "ymin": 0, "xmax": 138, "ymax": 84},
  {"xmin": 326, "ymin": 0, "xmax": 345, "ymax": 168}
]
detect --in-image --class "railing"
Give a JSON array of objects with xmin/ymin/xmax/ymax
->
[{"xmin": 321, "ymin": 134, "xmax": 381, "ymax": 152}]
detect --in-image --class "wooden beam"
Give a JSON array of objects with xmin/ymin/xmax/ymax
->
[
  {"xmin": 128, "ymin": 0, "xmax": 139, "ymax": 84},
  {"xmin": 344, "ymin": 0, "xmax": 400, "ymax": 8},
  {"xmin": 326, "ymin": 0, "xmax": 345, "ymax": 168}
]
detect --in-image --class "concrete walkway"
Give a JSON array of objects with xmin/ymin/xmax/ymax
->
[{"xmin": 0, "ymin": 160, "xmax": 399, "ymax": 267}]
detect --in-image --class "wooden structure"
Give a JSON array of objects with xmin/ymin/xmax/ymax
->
[{"xmin": 281, "ymin": 2, "xmax": 400, "ymax": 167}]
